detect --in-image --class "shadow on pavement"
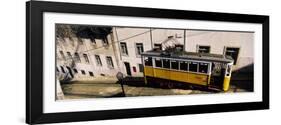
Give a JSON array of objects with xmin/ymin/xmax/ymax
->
[
  {"xmin": 118, "ymin": 76, "xmax": 220, "ymax": 93},
  {"xmin": 231, "ymin": 64, "xmax": 254, "ymax": 92},
  {"xmin": 106, "ymin": 92, "xmax": 126, "ymax": 98}
]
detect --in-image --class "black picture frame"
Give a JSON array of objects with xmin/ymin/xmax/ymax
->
[{"xmin": 26, "ymin": 1, "xmax": 269, "ymax": 124}]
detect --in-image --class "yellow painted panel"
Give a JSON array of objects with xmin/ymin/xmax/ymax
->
[
  {"xmin": 144, "ymin": 67, "xmax": 209, "ymax": 86},
  {"xmin": 170, "ymin": 70, "xmax": 188, "ymax": 82},
  {"xmin": 188, "ymin": 73, "xmax": 208, "ymax": 85},
  {"xmin": 154, "ymin": 68, "xmax": 170, "ymax": 79},
  {"xmin": 144, "ymin": 67, "xmax": 154, "ymax": 77},
  {"xmin": 223, "ymin": 77, "xmax": 231, "ymax": 91}
]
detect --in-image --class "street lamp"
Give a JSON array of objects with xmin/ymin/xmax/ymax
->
[{"xmin": 116, "ymin": 72, "xmax": 125, "ymax": 97}]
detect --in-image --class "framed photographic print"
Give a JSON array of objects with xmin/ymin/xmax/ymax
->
[{"xmin": 26, "ymin": 1, "xmax": 269, "ymax": 124}]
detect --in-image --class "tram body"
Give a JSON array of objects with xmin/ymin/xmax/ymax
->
[{"xmin": 141, "ymin": 50, "xmax": 234, "ymax": 91}]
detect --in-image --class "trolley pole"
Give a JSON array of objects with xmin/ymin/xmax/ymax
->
[{"xmin": 184, "ymin": 29, "xmax": 186, "ymax": 51}]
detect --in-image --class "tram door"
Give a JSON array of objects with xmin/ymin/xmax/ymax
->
[
  {"xmin": 124, "ymin": 62, "xmax": 132, "ymax": 76},
  {"xmin": 220, "ymin": 68, "xmax": 226, "ymax": 86},
  {"xmin": 210, "ymin": 62, "xmax": 224, "ymax": 88}
]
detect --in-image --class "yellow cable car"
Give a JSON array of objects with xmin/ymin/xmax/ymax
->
[{"xmin": 141, "ymin": 50, "xmax": 234, "ymax": 91}]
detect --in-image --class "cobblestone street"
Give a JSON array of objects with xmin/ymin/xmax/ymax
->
[{"xmin": 61, "ymin": 80, "xmax": 250, "ymax": 99}]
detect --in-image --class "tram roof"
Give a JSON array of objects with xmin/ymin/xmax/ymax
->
[{"xmin": 141, "ymin": 50, "xmax": 234, "ymax": 63}]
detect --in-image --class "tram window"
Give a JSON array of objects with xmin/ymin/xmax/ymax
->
[
  {"xmin": 155, "ymin": 58, "xmax": 162, "ymax": 68},
  {"xmin": 144, "ymin": 57, "xmax": 152, "ymax": 66},
  {"xmin": 227, "ymin": 65, "xmax": 231, "ymax": 73},
  {"xmin": 180, "ymin": 61, "xmax": 188, "ymax": 71},
  {"xmin": 226, "ymin": 65, "xmax": 231, "ymax": 76},
  {"xmin": 162, "ymin": 59, "xmax": 170, "ymax": 69},
  {"xmin": 189, "ymin": 62, "xmax": 198, "ymax": 72},
  {"xmin": 199, "ymin": 63, "xmax": 209, "ymax": 73},
  {"xmin": 171, "ymin": 60, "xmax": 179, "ymax": 70}
]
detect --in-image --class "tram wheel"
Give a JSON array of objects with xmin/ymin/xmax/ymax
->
[
  {"xmin": 159, "ymin": 82, "xmax": 165, "ymax": 88},
  {"xmin": 168, "ymin": 82, "xmax": 174, "ymax": 89}
]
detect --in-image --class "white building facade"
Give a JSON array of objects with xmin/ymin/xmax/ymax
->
[
  {"xmin": 56, "ymin": 25, "xmax": 253, "ymax": 81},
  {"xmin": 56, "ymin": 26, "xmax": 121, "ymax": 81}
]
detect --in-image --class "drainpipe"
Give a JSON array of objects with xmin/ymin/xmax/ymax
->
[{"xmin": 111, "ymin": 29, "xmax": 120, "ymax": 68}]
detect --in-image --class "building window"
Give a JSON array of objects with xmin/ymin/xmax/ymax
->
[
  {"xmin": 154, "ymin": 44, "xmax": 162, "ymax": 51},
  {"xmin": 60, "ymin": 66, "xmax": 65, "ymax": 73},
  {"xmin": 59, "ymin": 51, "xmax": 65, "ymax": 60},
  {"xmin": 199, "ymin": 63, "xmax": 209, "ymax": 73},
  {"xmin": 66, "ymin": 66, "xmax": 73, "ymax": 76},
  {"xmin": 89, "ymin": 71, "xmax": 94, "ymax": 77},
  {"xmin": 225, "ymin": 47, "xmax": 240, "ymax": 65},
  {"xmin": 103, "ymin": 37, "xmax": 109, "ymax": 45},
  {"xmin": 95, "ymin": 55, "xmax": 102, "ymax": 66},
  {"xmin": 120, "ymin": 42, "xmax": 128, "ymax": 55},
  {"xmin": 73, "ymin": 68, "xmax": 78, "ymax": 73},
  {"xmin": 189, "ymin": 62, "xmax": 198, "ymax": 72},
  {"xmin": 67, "ymin": 52, "xmax": 72, "ymax": 60},
  {"xmin": 135, "ymin": 43, "xmax": 144, "ymax": 57},
  {"xmin": 138, "ymin": 64, "xmax": 144, "ymax": 72},
  {"xmin": 81, "ymin": 70, "xmax": 86, "ymax": 75},
  {"xmin": 78, "ymin": 38, "xmax": 83, "ymax": 45},
  {"xmin": 144, "ymin": 57, "xmax": 152, "ymax": 66},
  {"xmin": 74, "ymin": 53, "xmax": 81, "ymax": 62},
  {"xmin": 197, "ymin": 45, "xmax": 210, "ymax": 53},
  {"xmin": 106, "ymin": 56, "xmax": 114, "ymax": 69},
  {"xmin": 90, "ymin": 37, "xmax": 96, "ymax": 44},
  {"xmin": 83, "ymin": 54, "xmax": 90, "ymax": 63},
  {"xmin": 171, "ymin": 60, "xmax": 179, "ymax": 70},
  {"xmin": 175, "ymin": 44, "xmax": 184, "ymax": 51}
]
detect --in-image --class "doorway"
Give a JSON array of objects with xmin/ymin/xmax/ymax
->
[{"xmin": 124, "ymin": 62, "xmax": 132, "ymax": 76}]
